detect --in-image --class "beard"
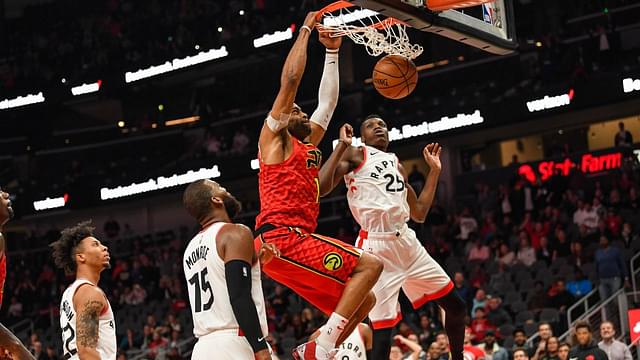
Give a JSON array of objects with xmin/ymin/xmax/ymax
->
[
  {"xmin": 288, "ymin": 120, "xmax": 311, "ymax": 141},
  {"xmin": 223, "ymin": 194, "xmax": 242, "ymax": 220}
]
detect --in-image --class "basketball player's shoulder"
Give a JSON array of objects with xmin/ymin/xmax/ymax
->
[
  {"xmin": 217, "ymin": 223, "xmax": 253, "ymax": 242},
  {"xmin": 73, "ymin": 282, "xmax": 106, "ymax": 308}
]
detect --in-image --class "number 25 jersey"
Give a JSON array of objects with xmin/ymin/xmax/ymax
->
[
  {"xmin": 344, "ymin": 145, "xmax": 410, "ymax": 233},
  {"xmin": 184, "ymin": 222, "xmax": 268, "ymax": 338}
]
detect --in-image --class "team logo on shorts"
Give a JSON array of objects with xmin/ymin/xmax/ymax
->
[{"xmin": 323, "ymin": 252, "xmax": 343, "ymax": 271}]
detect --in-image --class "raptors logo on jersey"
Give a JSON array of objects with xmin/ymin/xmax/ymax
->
[
  {"xmin": 59, "ymin": 280, "xmax": 117, "ymax": 360},
  {"xmin": 344, "ymin": 145, "xmax": 410, "ymax": 233},
  {"xmin": 335, "ymin": 325, "xmax": 367, "ymax": 359},
  {"xmin": 184, "ymin": 222, "xmax": 268, "ymax": 338}
]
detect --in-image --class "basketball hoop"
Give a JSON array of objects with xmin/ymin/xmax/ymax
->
[{"xmin": 316, "ymin": 1, "xmax": 424, "ymax": 60}]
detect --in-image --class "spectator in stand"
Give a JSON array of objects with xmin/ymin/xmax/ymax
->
[
  {"xmin": 426, "ymin": 342, "xmax": 443, "ymax": 360},
  {"xmin": 497, "ymin": 243, "xmax": 516, "ymax": 267},
  {"xmin": 454, "ymin": 272, "xmax": 474, "ymax": 309},
  {"xmin": 536, "ymin": 236, "xmax": 552, "ymax": 265},
  {"xmin": 531, "ymin": 323, "xmax": 554, "ymax": 360},
  {"xmin": 471, "ymin": 289, "xmax": 487, "ymax": 315},
  {"xmin": 569, "ymin": 321, "xmax": 607, "ymax": 360},
  {"xmin": 230, "ymin": 126, "xmax": 250, "ymax": 155},
  {"xmin": 393, "ymin": 334, "xmax": 426, "ymax": 360},
  {"xmin": 458, "ymin": 208, "xmax": 479, "ymax": 241},
  {"xmin": 557, "ymin": 343, "xmax": 570, "ymax": 360},
  {"xmin": 468, "ymin": 234, "xmax": 491, "ymax": 262},
  {"xmin": 551, "ymin": 229, "xmax": 571, "ymax": 260},
  {"xmin": 146, "ymin": 329, "xmax": 169, "ymax": 358},
  {"xmin": 540, "ymin": 337, "xmax": 560, "ymax": 360},
  {"xmin": 566, "ymin": 269, "xmax": 592, "ymax": 298},
  {"xmin": 516, "ymin": 232, "xmax": 536, "ymax": 267},
  {"xmin": 545, "ymin": 279, "xmax": 575, "ymax": 314},
  {"xmin": 463, "ymin": 327, "xmax": 485, "ymax": 360},
  {"xmin": 470, "ymin": 307, "xmax": 495, "ymax": 343},
  {"xmin": 486, "ymin": 296, "xmax": 510, "ymax": 327},
  {"xmin": 514, "ymin": 348, "xmax": 530, "ymax": 360},
  {"xmin": 595, "ymin": 235, "xmax": 630, "ymax": 300},
  {"xmin": 43, "ymin": 344, "xmax": 59, "ymax": 360},
  {"xmin": 574, "ymin": 201, "xmax": 599, "ymax": 231},
  {"xmin": 598, "ymin": 321, "xmax": 632, "ymax": 360},
  {"xmin": 567, "ymin": 242, "xmax": 588, "ymax": 268},
  {"xmin": 128, "ymin": 283, "xmax": 147, "ymax": 305},
  {"xmin": 512, "ymin": 329, "xmax": 531, "ymax": 355},
  {"xmin": 435, "ymin": 331, "xmax": 450, "ymax": 359},
  {"xmin": 614, "ymin": 122, "xmax": 633, "ymax": 148},
  {"xmin": 478, "ymin": 330, "xmax": 508, "ymax": 360},
  {"xmin": 418, "ymin": 314, "xmax": 439, "ymax": 349},
  {"xmin": 620, "ymin": 222, "xmax": 638, "ymax": 249}
]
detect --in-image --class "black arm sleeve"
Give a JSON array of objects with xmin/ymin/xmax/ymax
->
[{"xmin": 225, "ymin": 259, "xmax": 268, "ymax": 353}]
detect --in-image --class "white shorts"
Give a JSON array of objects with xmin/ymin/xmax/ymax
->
[
  {"xmin": 356, "ymin": 224, "xmax": 453, "ymax": 329},
  {"xmin": 192, "ymin": 329, "xmax": 254, "ymax": 360}
]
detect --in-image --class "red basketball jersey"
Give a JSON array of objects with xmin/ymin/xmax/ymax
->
[
  {"xmin": 0, "ymin": 254, "xmax": 6, "ymax": 307},
  {"xmin": 256, "ymin": 137, "xmax": 322, "ymax": 233}
]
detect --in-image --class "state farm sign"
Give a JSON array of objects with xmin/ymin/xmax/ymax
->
[{"xmin": 518, "ymin": 152, "xmax": 621, "ymax": 183}]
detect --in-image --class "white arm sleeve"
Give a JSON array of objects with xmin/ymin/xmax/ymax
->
[
  {"xmin": 309, "ymin": 51, "xmax": 339, "ymax": 130},
  {"xmin": 266, "ymin": 113, "xmax": 290, "ymax": 133}
]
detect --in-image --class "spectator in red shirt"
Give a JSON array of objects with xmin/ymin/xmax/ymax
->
[
  {"xmin": 605, "ymin": 208, "xmax": 622, "ymax": 237},
  {"xmin": 470, "ymin": 308, "xmax": 496, "ymax": 343}
]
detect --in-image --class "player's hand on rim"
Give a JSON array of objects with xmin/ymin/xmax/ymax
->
[
  {"xmin": 302, "ymin": 11, "xmax": 318, "ymax": 32},
  {"xmin": 339, "ymin": 123, "xmax": 353, "ymax": 146},
  {"xmin": 318, "ymin": 29, "xmax": 342, "ymax": 50},
  {"xmin": 422, "ymin": 143, "xmax": 442, "ymax": 172},
  {"xmin": 258, "ymin": 243, "xmax": 280, "ymax": 265}
]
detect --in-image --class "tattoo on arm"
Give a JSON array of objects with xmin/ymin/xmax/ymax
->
[{"xmin": 77, "ymin": 300, "xmax": 102, "ymax": 348}]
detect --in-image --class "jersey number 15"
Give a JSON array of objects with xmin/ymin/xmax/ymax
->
[{"xmin": 189, "ymin": 268, "xmax": 214, "ymax": 313}]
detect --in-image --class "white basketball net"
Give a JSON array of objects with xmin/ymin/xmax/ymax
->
[{"xmin": 317, "ymin": 6, "xmax": 423, "ymax": 60}]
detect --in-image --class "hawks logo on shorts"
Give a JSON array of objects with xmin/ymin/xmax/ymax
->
[{"xmin": 323, "ymin": 252, "xmax": 343, "ymax": 271}]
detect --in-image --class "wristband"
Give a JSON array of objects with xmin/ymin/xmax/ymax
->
[
  {"xmin": 326, "ymin": 48, "xmax": 339, "ymax": 53},
  {"xmin": 300, "ymin": 25, "xmax": 312, "ymax": 33}
]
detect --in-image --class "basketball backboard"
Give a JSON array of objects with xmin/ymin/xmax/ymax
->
[{"xmin": 349, "ymin": 0, "xmax": 517, "ymax": 55}]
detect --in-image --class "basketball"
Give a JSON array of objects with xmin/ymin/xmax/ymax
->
[{"xmin": 372, "ymin": 54, "xmax": 418, "ymax": 100}]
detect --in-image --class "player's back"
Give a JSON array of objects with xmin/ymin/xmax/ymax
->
[
  {"xmin": 183, "ymin": 222, "xmax": 268, "ymax": 338},
  {"xmin": 256, "ymin": 137, "xmax": 321, "ymax": 232},
  {"xmin": 344, "ymin": 145, "xmax": 410, "ymax": 232},
  {"xmin": 60, "ymin": 279, "xmax": 116, "ymax": 360},
  {"xmin": 335, "ymin": 325, "xmax": 368, "ymax": 359}
]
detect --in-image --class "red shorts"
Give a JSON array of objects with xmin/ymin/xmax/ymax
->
[{"xmin": 254, "ymin": 226, "xmax": 362, "ymax": 315}]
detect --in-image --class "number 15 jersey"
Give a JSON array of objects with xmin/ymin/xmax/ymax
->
[
  {"xmin": 184, "ymin": 222, "xmax": 268, "ymax": 339},
  {"xmin": 344, "ymin": 145, "xmax": 410, "ymax": 233}
]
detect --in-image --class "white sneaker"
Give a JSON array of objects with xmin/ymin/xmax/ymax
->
[{"xmin": 292, "ymin": 340, "xmax": 337, "ymax": 360}]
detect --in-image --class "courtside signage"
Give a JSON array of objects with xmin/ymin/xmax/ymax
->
[
  {"xmin": 623, "ymin": 77, "xmax": 640, "ymax": 93},
  {"xmin": 100, "ymin": 165, "xmax": 221, "ymax": 200},
  {"xmin": 254, "ymin": 28, "xmax": 293, "ymax": 48},
  {"xmin": 526, "ymin": 89, "xmax": 574, "ymax": 112},
  {"xmin": 71, "ymin": 80, "xmax": 102, "ymax": 96},
  {"xmin": 0, "ymin": 92, "xmax": 45, "ymax": 110},
  {"xmin": 33, "ymin": 194, "xmax": 68, "ymax": 211},
  {"xmin": 125, "ymin": 47, "xmax": 228, "ymax": 83}
]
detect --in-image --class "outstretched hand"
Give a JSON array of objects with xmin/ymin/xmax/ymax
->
[
  {"xmin": 339, "ymin": 124, "xmax": 354, "ymax": 146},
  {"xmin": 423, "ymin": 143, "xmax": 442, "ymax": 172}
]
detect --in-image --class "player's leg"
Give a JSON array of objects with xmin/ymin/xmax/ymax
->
[
  {"xmin": 335, "ymin": 291, "xmax": 375, "ymax": 346},
  {"xmin": 192, "ymin": 332, "xmax": 255, "ymax": 360},
  {"xmin": 371, "ymin": 328, "xmax": 393, "ymax": 360},
  {"xmin": 402, "ymin": 229, "xmax": 466, "ymax": 360}
]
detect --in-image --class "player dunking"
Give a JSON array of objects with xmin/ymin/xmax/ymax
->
[
  {"xmin": 0, "ymin": 187, "xmax": 35, "ymax": 360},
  {"xmin": 50, "ymin": 221, "xmax": 116, "ymax": 360},
  {"xmin": 182, "ymin": 180, "xmax": 276, "ymax": 359},
  {"xmin": 254, "ymin": 12, "xmax": 383, "ymax": 359},
  {"xmin": 319, "ymin": 116, "xmax": 466, "ymax": 360}
]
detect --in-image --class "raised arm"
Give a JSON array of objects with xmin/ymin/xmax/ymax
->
[
  {"xmin": 220, "ymin": 224, "xmax": 271, "ymax": 360},
  {"xmin": 259, "ymin": 12, "xmax": 317, "ymax": 162},
  {"xmin": 403, "ymin": 143, "xmax": 442, "ymax": 223},
  {"xmin": 73, "ymin": 285, "xmax": 108, "ymax": 360},
  {"xmin": 308, "ymin": 32, "xmax": 342, "ymax": 146},
  {"xmin": 318, "ymin": 124, "xmax": 356, "ymax": 196}
]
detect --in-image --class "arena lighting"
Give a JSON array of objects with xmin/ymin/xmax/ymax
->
[
  {"xmin": 251, "ymin": 159, "xmax": 259, "ymax": 170},
  {"xmin": 124, "ymin": 47, "xmax": 228, "ymax": 83},
  {"xmin": 253, "ymin": 27, "xmax": 293, "ymax": 48},
  {"xmin": 33, "ymin": 194, "xmax": 68, "ymax": 211},
  {"xmin": 100, "ymin": 165, "xmax": 221, "ymax": 200},
  {"xmin": 526, "ymin": 89, "xmax": 574, "ymax": 112},
  {"xmin": 71, "ymin": 80, "xmax": 102, "ymax": 96},
  {"xmin": 623, "ymin": 77, "xmax": 640, "ymax": 93},
  {"xmin": 332, "ymin": 110, "xmax": 484, "ymax": 148},
  {"xmin": 0, "ymin": 92, "xmax": 45, "ymax": 110},
  {"xmin": 518, "ymin": 152, "xmax": 622, "ymax": 183},
  {"xmin": 165, "ymin": 115, "xmax": 200, "ymax": 126}
]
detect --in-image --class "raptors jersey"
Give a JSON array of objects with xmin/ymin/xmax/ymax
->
[
  {"xmin": 344, "ymin": 145, "xmax": 410, "ymax": 233},
  {"xmin": 184, "ymin": 222, "xmax": 268, "ymax": 338},
  {"xmin": 256, "ymin": 137, "xmax": 322, "ymax": 233},
  {"xmin": 336, "ymin": 325, "xmax": 367, "ymax": 359},
  {"xmin": 59, "ymin": 279, "xmax": 116, "ymax": 360}
]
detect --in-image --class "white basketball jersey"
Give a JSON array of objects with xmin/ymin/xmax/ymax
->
[
  {"xmin": 183, "ymin": 222, "xmax": 268, "ymax": 338},
  {"xmin": 344, "ymin": 145, "xmax": 410, "ymax": 232},
  {"xmin": 59, "ymin": 279, "xmax": 117, "ymax": 360},
  {"xmin": 335, "ymin": 325, "xmax": 367, "ymax": 359}
]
